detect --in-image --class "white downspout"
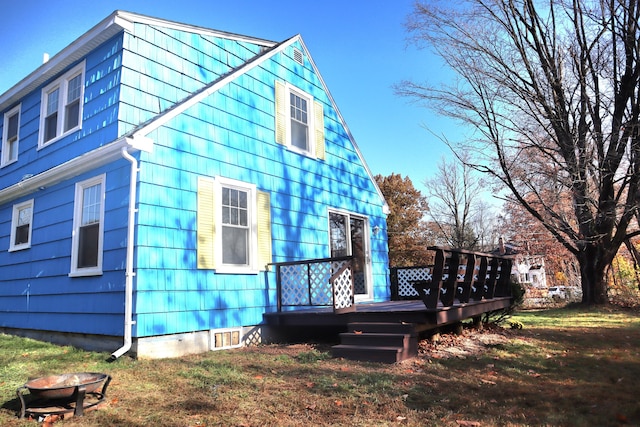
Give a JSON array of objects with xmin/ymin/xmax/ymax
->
[{"xmin": 110, "ymin": 147, "xmax": 138, "ymax": 360}]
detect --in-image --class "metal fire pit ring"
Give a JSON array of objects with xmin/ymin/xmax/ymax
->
[{"xmin": 16, "ymin": 372, "xmax": 111, "ymax": 419}]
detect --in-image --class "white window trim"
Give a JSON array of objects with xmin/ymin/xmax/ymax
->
[
  {"xmin": 69, "ymin": 174, "xmax": 105, "ymax": 277},
  {"xmin": 215, "ymin": 177, "xmax": 258, "ymax": 274},
  {"xmin": 209, "ymin": 327, "xmax": 244, "ymax": 351},
  {"xmin": 38, "ymin": 61, "xmax": 85, "ymax": 149},
  {"xmin": 9, "ymin": 199, "xmax": 34, "ymax": 252},
  {"xmin": 284, "ymin": 83, "xmax": 316, "ymax": 157},
  {"xmin": 2, "ymin": 104, "xmax": 21, "ymax": 167},
  {"xmin": 327, "ymin": 208, "xmax": 373, "ymax": 302}
]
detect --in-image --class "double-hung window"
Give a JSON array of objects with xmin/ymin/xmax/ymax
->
[
  {"xmin": 2, "ymin": 105, "xmax": 20, "ymax": 166},
  {"xmin": 197, "ymin": 176, "xmax": 272, "ymax": 273},
  {"xmin": 9, "ymin": 199, "xmax": 33, "ymax": 251},
  {"xmin": 70, "ymin": 175, "xmax": 105, "ymax": 276},
  {"xmin": 289, "ymin": 90, "xmax": 310, "ymax": 152},
  {"xmin": 221, "ymin": 185, "xmax": 251, "ymax": 267},
  {"xmin": 274, "ymin": 81, "xmax": 325, "ymax": 159},
  {"xmin": 39, "ymin": 61, "xmax": 85, "ymax": 148}
]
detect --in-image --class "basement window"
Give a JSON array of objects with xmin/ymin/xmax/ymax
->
[{"xmin": 210, "ymin": 328, "xmax": 242, "ymax": 351}]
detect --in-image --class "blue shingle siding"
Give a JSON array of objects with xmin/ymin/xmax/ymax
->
[
  {"xmin": 118, "ymin": 23, "xmax": 267, "ymax": 136},
  {"xmin": 128, "ymin": 35, "xmax": 389, "ymax": 337},
  {"xmin": 0, "ymin": 13, "xmax": 389, "ymax": 345},
  {"xmin": 0, "ymin": 160, "xmax": 131, "ymax": 335},
  {"xmin": 0, "ymin": 35, "xmax": 123, "ymax": 188}
]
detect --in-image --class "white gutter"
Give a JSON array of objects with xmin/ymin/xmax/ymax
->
[{"xmin": 110, "ymin": 147, "xmax": 139, "ymax": 360}]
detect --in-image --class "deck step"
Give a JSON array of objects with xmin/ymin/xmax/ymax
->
[
  {"xmin": 332, "ymin": 322, "xmax": 419, "ymax": 363},
  {"xmin": 332, "ymin": 344, "xmax": 407, "ymax": 364},
  {"xmin": 347, "ymin": 322, "xmax": 417, "ymax": 335},
  {"xmin": 339, "ymin": 332, "xmax": 411, "ymax": 347}
]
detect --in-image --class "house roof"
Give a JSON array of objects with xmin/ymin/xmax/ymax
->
[
  {"xmin": 0, "ymin": 10, "xmax": 389, "ymax": 214},
  {"xmin": 0, "ymin": 10, "xmax": 276, "ymax": 111}
]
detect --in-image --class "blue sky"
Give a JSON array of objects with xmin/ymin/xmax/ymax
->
[{"xmin": 0, "ymin": 0, "xmax": 460, "ymax": 192}]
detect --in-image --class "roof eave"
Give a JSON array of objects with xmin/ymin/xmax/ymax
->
[
  {"xmin": 0, "ymin": 11, "xmax": 130, "ymax": 111},
  {"xmin": 0, "ymin": 10, "xmax": 279, "ymax": 113}
]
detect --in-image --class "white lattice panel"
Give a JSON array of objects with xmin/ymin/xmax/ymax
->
[
  {"xmin": 280, "ymin": 264, "xmax": 310, "ymax": 305},
  {"xmin": 333, "ymin": 267, "xmax": 353, "ymax": 310},
  {"xmin": 309, "ymin": 262, "xmax": 331, "ymax": 305},
  {"xmin": 396, "ymin": 267, "xmax": 433, "ymax": 297}
]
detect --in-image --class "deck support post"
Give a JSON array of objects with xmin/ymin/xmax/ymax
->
[{"xmin": 472, "ymin": 315, "xmax": 483, "ymax": 330}]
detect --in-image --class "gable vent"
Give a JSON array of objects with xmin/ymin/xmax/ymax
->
[{"xmin": 293, "ymin": 48, "xmax": 304, "ymax": 65}]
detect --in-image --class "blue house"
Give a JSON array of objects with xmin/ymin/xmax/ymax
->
[{"xmin": 0, "ymin": 11, "xmax": 390, "ymax": 358}]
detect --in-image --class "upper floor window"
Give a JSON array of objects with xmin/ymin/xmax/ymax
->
[
  {"xmin": 274, "ymin": 80, "xmax": 325, "ymax": 159},
  {"xmin": 9, "ymin": 199, "xmax": 33, "ymax": 252},
  {"xmin": 1, "ymin": 105, "xmax": 20, "ymax": 166},
  {"xmin": 289, "ymin": 90, "xmax": 310, "ymax": 152},
  {"xmin": 70, "ymin": 174, "xmax": 105, "ymax": 276},
  {"xmin": 39, "ymin": 61, "xmax": 85, "ymax": 148}
]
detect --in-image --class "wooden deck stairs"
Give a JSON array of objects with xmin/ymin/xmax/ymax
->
[{"xmin": 331, "ymin": 322, "xmax": 418, "ymax": 363}]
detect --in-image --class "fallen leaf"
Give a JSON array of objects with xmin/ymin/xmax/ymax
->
[
  {"xmin": 396, "ymin": 415, "xmax": 407, "ymax": 422},
  {"xmin": 43, "ymin": 414, "xmax": 62, "ymax": 426},
  {"xmin": 335, "ymin": 400, "xmax": 343, "ymax": 406},
  {"xmin": 305, "ymin": 382, "xmax": 315, "ymax": 388},
  {"xmin": 254, "ymin": 375, "xmax": 264, "ymax": 380},
  {"xmin": 615, "ymin": 414, "xmax": 628, "ymax": 424},
  {"xmin": 305, "ymin": 403, "xmax": 317, "ymax": 410},
  {"xmin": 480, "ymin": 379, "xmax": 496, "ymax": 385}
]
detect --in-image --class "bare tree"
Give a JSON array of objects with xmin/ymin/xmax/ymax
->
[
  {"xmin": 399, "ymin": 0, "xmax": 640, "ymax": 304},
  {"xmin": 424, "ymin": 156, "xmax": 498, "ymax": 250}
]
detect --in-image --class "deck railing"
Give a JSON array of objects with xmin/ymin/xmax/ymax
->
[
  {"xmin": 269, "ymin": 256, "xmax": 355, "ymax": 313},
  {"xmin": 390, "ymin": 247, "xmax": 513, "ymax": 309}
]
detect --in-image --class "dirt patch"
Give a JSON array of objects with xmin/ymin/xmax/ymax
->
[{"xmin": 418, "ymin": 325, "xmax": 512, "ymax": 359}]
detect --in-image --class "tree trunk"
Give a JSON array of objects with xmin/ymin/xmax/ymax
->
[{"xmin": 577, "ymin": 245, "xmax": 610, "ymax": 305}]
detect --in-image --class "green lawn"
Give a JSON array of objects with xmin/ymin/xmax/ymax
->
[{"xmin": 1, "ymin": 306, "xmax": 639, "ymax": 426}]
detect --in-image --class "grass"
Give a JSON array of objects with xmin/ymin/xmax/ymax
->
[{"xmin": 1, "ymin": 305, "xmax": 639, "ymax": 426}]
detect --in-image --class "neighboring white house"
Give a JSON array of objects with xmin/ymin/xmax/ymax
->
[
  {"xmin": 493, "ymin": 238, "xmax": 548, "ymax": 288},
  {"xmin": 513, "ymin": 255, "xmax": 547, "ymax": 288}
]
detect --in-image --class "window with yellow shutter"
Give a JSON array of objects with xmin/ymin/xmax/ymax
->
[
  {"xmin": 197, "ymin": 177, "xmax": 272, "ymax": 272},
  {"xmin": 274, "ymin": 80, "xmax": 325, "ymax": 160}
]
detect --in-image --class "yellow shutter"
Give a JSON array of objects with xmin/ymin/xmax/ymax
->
[
  {"xmin": 257, "ymin": 190, "xmax": 272, "ymax": 270},
  {"xmin": 274, "ymin": 80, "xmax": 286, "ymax": 145},
  {"xmin": 197, "ymin": 177, "xmax": 216, "ymax": 269},
  {"xmin": 314, "ymin": 100, "xmax": 325, "ymax": 160}
]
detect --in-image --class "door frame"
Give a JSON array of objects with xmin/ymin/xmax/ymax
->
[{"xmin": 327, "ymin": 209, "xmax": 373, "ymax": 302}]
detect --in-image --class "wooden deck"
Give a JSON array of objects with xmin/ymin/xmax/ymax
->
[
  {"xmin": 263, "ymin": 297, "xmax": 512, "ymax": 329},
  {"xmin": 266, "ymin": 249, "xmax": 515, "ymax": 362},
  {"xmin": 264, "ymin": 297, "xmax": 512, "ymax": 363}
]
